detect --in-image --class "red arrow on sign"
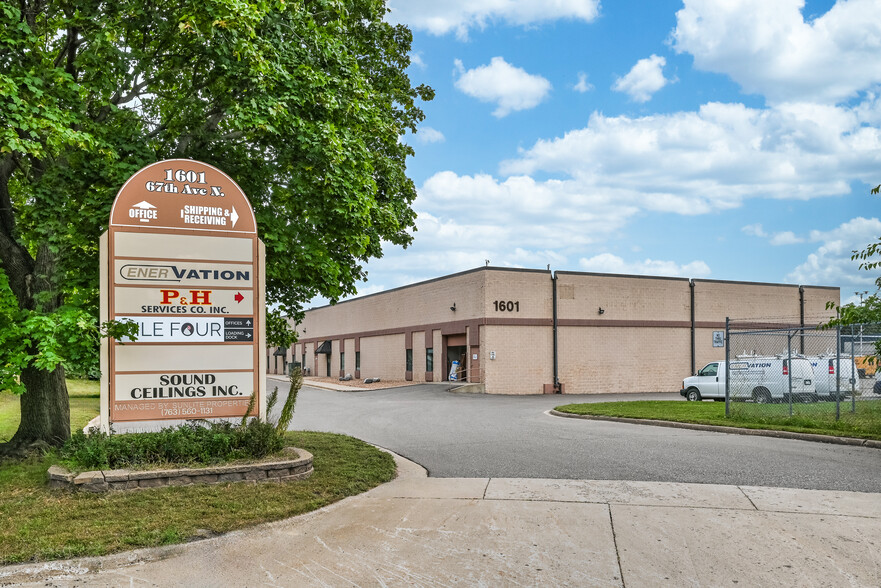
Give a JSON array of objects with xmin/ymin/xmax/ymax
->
[{"xmin": 234, "ymin": 292, "xmax": 244, "ymax": 303}]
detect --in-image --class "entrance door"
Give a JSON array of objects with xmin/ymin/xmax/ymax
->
[
  {"xmin": 446, "ymin": 345, "xmax": 467, "ymax": 381},
  {"xmin": 444, "ymin": 334, "xmax": 467, "ymax": 382}
]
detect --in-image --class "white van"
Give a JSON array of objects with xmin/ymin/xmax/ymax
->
[
  {"xmin": 807, "ymin": 356, "xmax": 858, "ymax": 400},
  {"xmin": 681, "ymin": 356, "xmax": 817, "ymax": 403}
]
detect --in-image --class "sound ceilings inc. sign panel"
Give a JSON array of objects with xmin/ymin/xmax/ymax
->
[{"xmin": 100, "ymin": 160, "xmax": 266, "ymax": 429}]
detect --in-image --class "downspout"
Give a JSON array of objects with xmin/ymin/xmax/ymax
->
[
  {"xmin": 799, "ymin": 285, "xmax": 805, "ymax": 354},
  {"xmin": 552, "ymin": 271, "xmax": 560, "ymax": 393},
  {"xmin": 689, "ymin": 279, "xmax": 695, "ymax": 375}
]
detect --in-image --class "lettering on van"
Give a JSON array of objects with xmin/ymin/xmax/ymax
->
[{"xmin": 119, "ymin": 264, "xmax": 250, "ymax": 282}]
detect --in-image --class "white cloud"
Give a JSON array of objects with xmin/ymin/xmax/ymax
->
[
  {"xmin": 742, "ymin": 224, "xmax": 768, "ymax": 237},
  {"xmin": 500, "ymin": 98, "xmax": 881, "ymax": 213},
  {"xmin": 672, "ymin": 0, "xmax": 881, "ymax": 104},
  {"xmin": 744, "ymin": 225, "xmax": 805, "ymax": 245},
  {"xmin": 578, "ymin": 253, "xmax": 711, "ymax": 277},
  {"xmin": 574, "ymin": 72, "xmax": 594, "ymax": 93},
  {"xmin": 409, "ymin": 52, "xmax": 426, "ymax": 69},
  {"xmin": 387, "ymin": 96, "xmax": 880, "ymax": 296},
  {"xmin": 788, "ymin": 217, "xmax": 881, "ymax": 286},
  {"xmin": 769, "ymin": 231, "xmax": 804, "ymax": 245},
  {"xmin": 416, "ymin": 126, "xmax": 445, "ymax": 144},
  {"xmin": 417, "ymin": 171, "xmax": 639, "ymax": 250},
  {"xmin": 612, "ymin": 55, "xmax": 670, "ymax": 103},
  {"xmin": 388, "ymin": 0, "xmax": 600, "ymax": 40},
  {"xmin": 454, "ymin": 57, "xmax": 552, "ymax": 117}
]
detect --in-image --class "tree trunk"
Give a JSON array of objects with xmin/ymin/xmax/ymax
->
[
  {"xmin": 7, "ymin": 363, "xmax": 71, "ymax": 450},
  {"xmin": 1, "ymin": 160, "xmax": 73, "ymax": 451}
]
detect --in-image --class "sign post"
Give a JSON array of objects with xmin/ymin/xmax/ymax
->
[{"xmin": 100, "ymin": 160, "xmax": 265, "ymax": 432}]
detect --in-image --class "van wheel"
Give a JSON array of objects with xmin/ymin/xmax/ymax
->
[
  {"xmin": 874, "ymin": 381, "xmax": 881, "ymax": 395},
  {"xmin": 752, "ymin": 388, "xmax": 772, "ymax": 404},
  {"xmin": 686, "ymin": 388, "xmax": 701, "ymax": 402}
]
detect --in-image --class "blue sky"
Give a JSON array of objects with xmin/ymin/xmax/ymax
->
[{"xmin": 326, "ymin": 0, "xmax": 881, "ymax": 307}]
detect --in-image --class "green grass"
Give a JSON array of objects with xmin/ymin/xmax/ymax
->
[
  {"xmin": 0, "ymin": 431, "xmax": 395, "ymax": 564},
  {"xmin": 554, "ymin": 400, "xmax": 881, "ymax": 441},
  {"xmin": 0, "ymin": 393, "xmax": 20, "ymax": 443},
  {"xmin": 0, "ymin": 379, "xmax": 397, "ymax": 564},
  {"xmin": 0, "ymin": 379, "xmax": 100, "ymax": 443}
]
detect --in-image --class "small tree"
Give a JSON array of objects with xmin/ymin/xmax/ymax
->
[{"xmin": 824, "ymin": 184, "xmax": 881, "ymax": 356}]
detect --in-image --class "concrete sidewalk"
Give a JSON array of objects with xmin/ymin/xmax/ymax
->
[{"xmin": 4, "ymin": 453, "xmax": 880, "ymax": 587}]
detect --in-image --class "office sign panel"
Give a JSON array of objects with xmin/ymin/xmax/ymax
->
[{"xmin": 100, "ymin": 160, "xmax": 266, "ymax": 428}]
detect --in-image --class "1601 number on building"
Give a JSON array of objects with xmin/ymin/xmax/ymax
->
[{"xmin": 493, "ymin": 300, "xmax": 520, "ymax": 312}]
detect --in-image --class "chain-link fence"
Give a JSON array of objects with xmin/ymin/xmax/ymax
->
[{"xmin": 725, "ymin": 322, "xmax": 881, "ymax": 434}]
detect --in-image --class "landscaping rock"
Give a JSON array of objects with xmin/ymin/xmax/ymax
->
[
  {"xmin": 47, "ymin": 465, "xmax": 74, "ymax": 483},
  {"xmin": 103, "ymin": 469, "xmax": 131, "ymax": 482},
  {"xmin": 73, "ymin": 471, "xmax": 104, "ymax": 486},
  {"xmin": 47, "ymin": 449, "xmax": 313, "ymax": 493}
]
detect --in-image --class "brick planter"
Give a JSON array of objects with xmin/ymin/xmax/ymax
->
[{"xmin": 47, "ymin": 447, "xmax": 313, "ymax": 493}]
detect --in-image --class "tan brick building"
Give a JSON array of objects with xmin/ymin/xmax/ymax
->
[{"xmin": 267, "ymin": 267, "xmax": 839, "ymax": 395}]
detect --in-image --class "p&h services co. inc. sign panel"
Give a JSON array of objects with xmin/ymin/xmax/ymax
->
[{"xmin": 100, "ymin": 160, "xmax": 266, "ymax": 429}]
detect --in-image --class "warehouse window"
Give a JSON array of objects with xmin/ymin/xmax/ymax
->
[
  {"xmin": 356, "ymin": 351, "xmax": 360, "ymax": 371},
  {"xmin": 426, "ymin": 348, "xmax": 434, "ymax": 372},
  {"xmin": 340, "ymin": 352, "xmax": 345, "ymax": 371},
  {"xmin": 406, "ymin": 349, "xmax": 413, "ymax": 371}
]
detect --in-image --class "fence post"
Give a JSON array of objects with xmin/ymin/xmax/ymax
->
[
  {"xmin": 850, "ymin": 324, "xmax": 856, "ymax": 414},
  {"xmin": 836, "ymin": 323, "xmax": 841, "ymax": 418},
  {"xmin": 787, "ymin": 331, "xmax": 793, "ymax": 417},
  {"xmin": 835, "ymin": 325, "xmax": 841, "ymax": 421},
  {"xmin": 725, "ymin": 317, "xmax": 730, "ymax": 418}
]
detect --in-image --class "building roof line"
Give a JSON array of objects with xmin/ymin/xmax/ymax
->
[{"xmin": 305, "ymin": 266, "xmax": 550, "ymax": 312}]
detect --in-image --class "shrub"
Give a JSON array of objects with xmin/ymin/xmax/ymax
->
[
  {"xmin": 59, "ymin": 419, "xmax": 284, "ymax": 470},
  {"xmin": 57, "ymin": 371, "xmax": 302, "ymax": 471}
]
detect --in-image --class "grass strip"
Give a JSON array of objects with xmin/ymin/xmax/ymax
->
[
  {"xmin": 1, "ymin": 379, "xmax": 397, "ymax": 564},
  {"xmin": 0, "ymin": 431, "xmax": 395, "ymax": 564},
  {"xmin": 554, "ymin": 400, "xmax": 881, "ymax": 441},
  {"xmin": 1, "ymin": 379, "xmax": 100, "ymax": 443}
]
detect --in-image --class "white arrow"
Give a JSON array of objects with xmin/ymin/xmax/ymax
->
[
  {"xmin": 230, "ymin": 206, "xmax": 239, "ymax": 227},
  {"xmin": 246, "ymin": 319, "xmax": 252, "ymax": 326}
]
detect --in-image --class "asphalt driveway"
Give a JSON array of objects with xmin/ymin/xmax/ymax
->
[{"xmin": 273, "ymin": 380, "xmax": 881, "ymax": 492}]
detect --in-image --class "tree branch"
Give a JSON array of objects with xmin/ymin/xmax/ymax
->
[
  {"xmin": 52, "ymin": 27, "xmax": 76, "ymax": 69},
  {"xmin": 65, "ymin": 27, "xmax": 79, "ymax": 77}
]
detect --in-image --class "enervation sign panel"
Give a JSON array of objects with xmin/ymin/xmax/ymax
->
[{"xmin": 100, "ymin": 160, "xmax": 266, "ymax": 429}]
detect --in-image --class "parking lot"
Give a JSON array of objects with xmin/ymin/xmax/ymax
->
[{"xmin": 279, "ymin": 380, "xmax": 881, "ymax": 492}]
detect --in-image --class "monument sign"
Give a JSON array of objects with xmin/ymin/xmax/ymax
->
[{"xmin": 99, "ymin": 160, "xmax": 266, "ymax": 431}]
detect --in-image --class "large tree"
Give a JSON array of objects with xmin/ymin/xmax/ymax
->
[{"xmin": 0, "ymin": 0, "xmax": 432, "ymax": 451}]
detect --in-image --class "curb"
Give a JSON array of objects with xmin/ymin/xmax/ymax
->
[
  {"xmin": 548, "ymin": 410, "xmax": 881, "ymax": 449},
  {"xmin": 267, "ymin": 375, "xmax": 369, "ymax": 391},
  {"xmin": 48, "ymin": 448, "xmax": 313, "ymax": 493}
]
